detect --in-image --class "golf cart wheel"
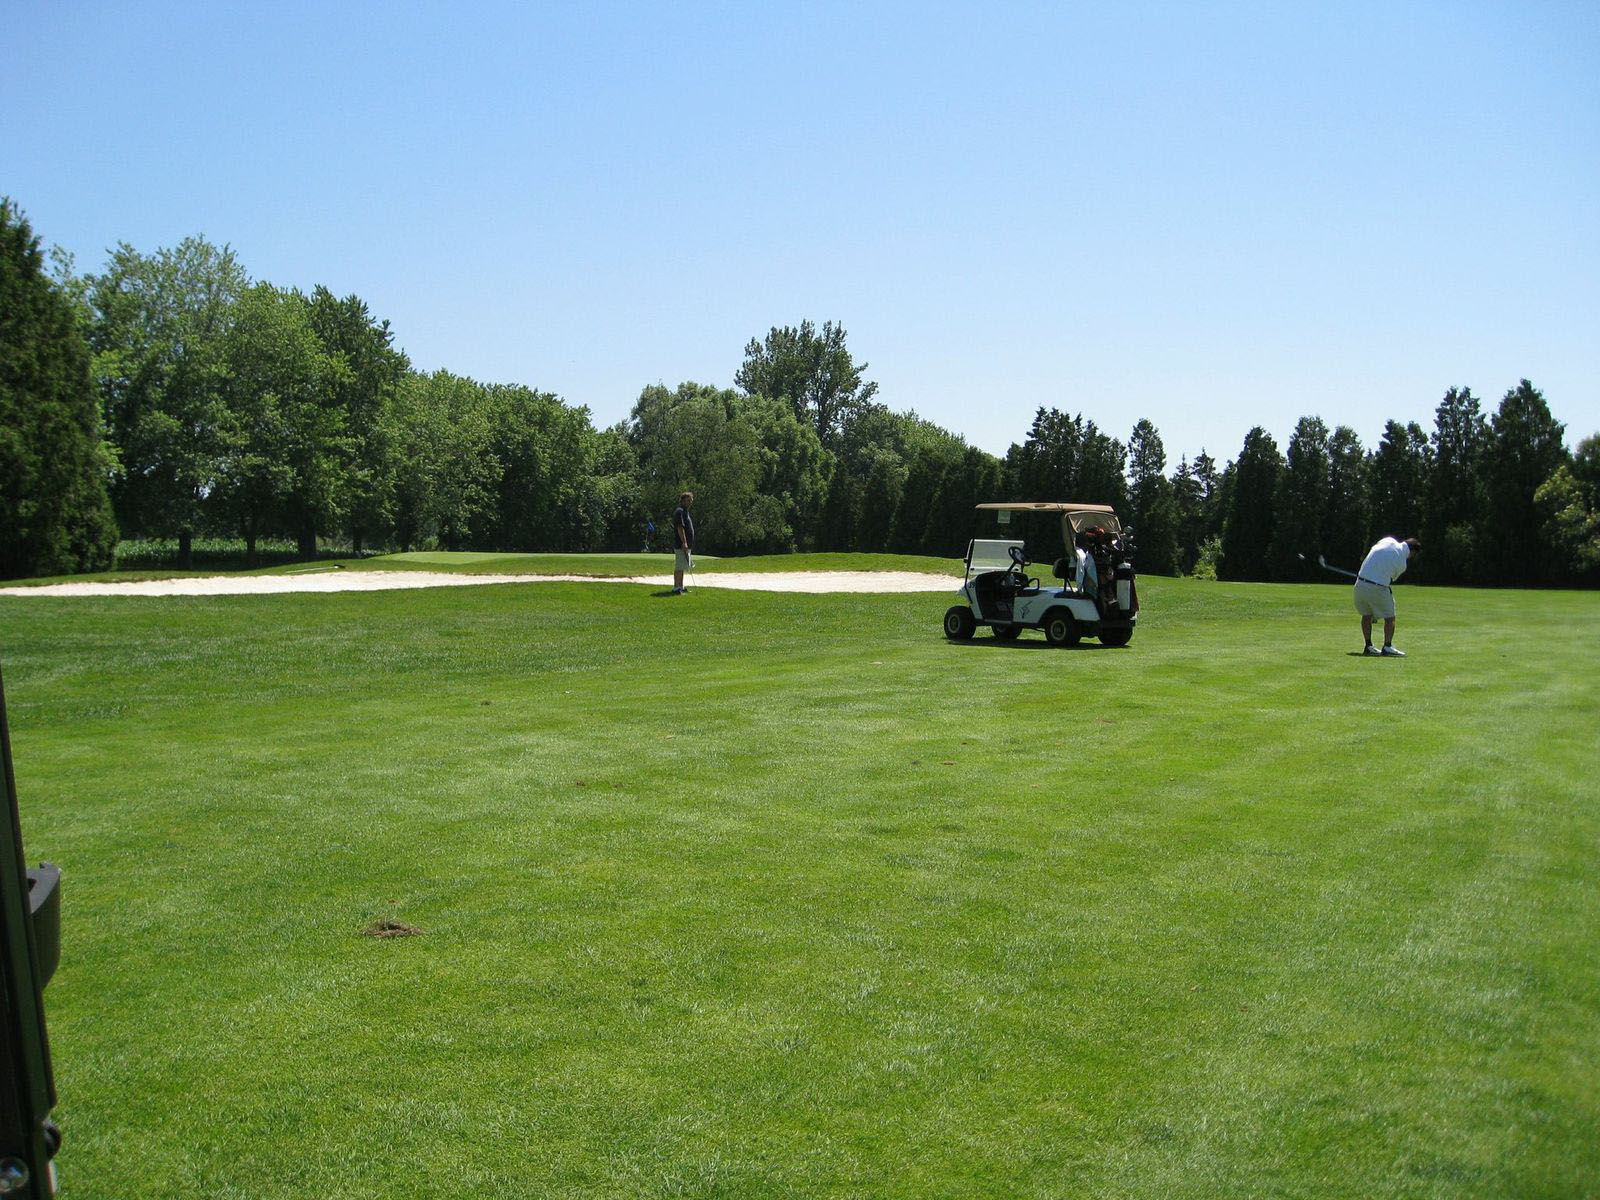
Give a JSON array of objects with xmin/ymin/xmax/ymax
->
[
  {"xmin": 992, "ymin": 623, "xmax": 1021, "ymax": 642},
  {"xmin": 1099, "ymin": 626, "xmax": 1133, "ymax": 648},
  {"xmin": 943, "ymin": 606, "xmax": 976, "ymax": 640},
  {"xmin": 1043, "ymin": 609, "xmax": 1079, "ymax": 647}
]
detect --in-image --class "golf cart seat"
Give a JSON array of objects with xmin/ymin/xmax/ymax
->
[{"xmin": 1053, "ymin": 556, "xmax": 1091, "ymax": 597}]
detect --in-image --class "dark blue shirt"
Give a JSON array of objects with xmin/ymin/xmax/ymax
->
[{"xmin": 673, "ymin": 506, "xmax": 695, "ymax": 551}]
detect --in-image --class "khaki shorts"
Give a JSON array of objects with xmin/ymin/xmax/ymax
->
[
  {"xmin": 1353, "ymin": 580, "xmax": 1395, "ymax": 620},
  {"xmin": 675, "ymin": 548, "xmax": 693, "ymax": 571}
]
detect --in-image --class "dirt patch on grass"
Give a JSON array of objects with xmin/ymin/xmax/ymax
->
[{"xmin": 363, "ymin": 919, "xmax": 423, "ymax": 939}]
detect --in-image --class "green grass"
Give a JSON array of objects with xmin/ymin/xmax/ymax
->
[
  {"xmin": 1, "ymin": 575, "xmax": 1596, "ymax": 1198},
  {"xmin": 112, "ymin": 536, "xmax": 366, "ymax": 570}
]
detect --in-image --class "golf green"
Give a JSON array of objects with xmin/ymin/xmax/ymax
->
[{"xmin": 0, "ymin": 574, "xmax": 1594, "ymax": 1198}]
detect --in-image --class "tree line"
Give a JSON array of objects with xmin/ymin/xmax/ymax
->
[{"xmin": 4, "ymin": 200, "xmax": 1596, "ymax": 586}]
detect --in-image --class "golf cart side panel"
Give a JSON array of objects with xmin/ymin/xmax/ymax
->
[{"xmin": 1014, "ymin": 592, "xmax": 1099, "ymax": 625}]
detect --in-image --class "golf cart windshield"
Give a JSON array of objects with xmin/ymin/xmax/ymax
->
[{"xmin": 967, "ymin": 539, "xmax": 1026, "ymax": 572}]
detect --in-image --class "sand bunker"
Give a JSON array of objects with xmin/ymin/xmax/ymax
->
[{"xmin": 0, "ymin": 569, "xmax": 959, "ymax": 598}]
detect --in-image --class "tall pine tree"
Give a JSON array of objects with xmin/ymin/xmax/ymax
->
[
  {"xmin": 1367, "ymin": 420, "xmax": 1431, "ymax": 566},
  {"xmin": 1483, "ymin": 380, "xmax": 1568, "ymax": 583},
  {"xmin": 1219, "ymin": 427, "xmax": 1283, "ymax": 581},
  {"xmin": 1126, "ymin": 419, "xmax": 1178, "ymax": 575},
  {"xmin": 1424, "ymin": 387, "xmax": 1487, "ymax": 583}
]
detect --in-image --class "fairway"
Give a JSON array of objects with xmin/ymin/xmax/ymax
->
[{"xmin": 2, "ymin": 576, "xmax": 1596, "ymax": 1198}]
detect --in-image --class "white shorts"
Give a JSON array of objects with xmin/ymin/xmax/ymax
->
[
  {"xmin": 1353, "ymin": 580, "xmax": 1395, "ymax": 620},
  {"xmin": 675, "ymin": 548, "xmax": 693, "ymax": 571}
]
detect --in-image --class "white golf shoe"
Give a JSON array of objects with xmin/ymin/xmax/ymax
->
[
  {"xmin": 1380, "ymin": 645, "xmax": 1405, "ymax": 657},
  {"xmin": 1363, "ymin": 645, "xmax": 1381, "ymax": 656}
]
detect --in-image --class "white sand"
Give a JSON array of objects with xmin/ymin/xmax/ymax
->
[{"xmin": 0, "ymin": 569, "xmax": 960, "ymax": 598}]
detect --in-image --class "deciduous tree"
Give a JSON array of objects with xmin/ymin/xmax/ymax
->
[
  {"xmin": 735, "ymin": 320, "xmax": 878, "ymax": 450},
  {"xmin": 216, "ymin": 284, "xmax": 351, "ymax": 558},
  {"xmin": 1535, "ymin": 438, "xmax": 1600, "ymax": 584},
  {"xmin": 625, "ymin": 383, "xmax": 786, "ymax": 551},
  {"xmin": 307, "ymin": 286, "xmax": 409, "ymax": 553},
  {"xmin": 88, "ymin": 236, "xmax": 246, "ymax": 563}
]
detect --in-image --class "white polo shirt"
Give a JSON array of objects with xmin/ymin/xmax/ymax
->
[{"xmin": 1359, "ymin": 537, "xmax": 1410, "ymax": 586}]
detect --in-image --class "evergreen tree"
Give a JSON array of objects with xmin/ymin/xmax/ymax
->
[
  {"xmin": 1324, "ymin": 425, "xmax": 1369, "ymax": 574},
  {"xmin": 1193, "ymin": 451, "xmax": 1223, "ymax": 544},
  {"xmin": 1219, "ymin": 427, "xmax": 1283, "ymax": 581},
  {"xmin": 1424, "ymin": 387, "xmax": 1487, "ymax": 583},
  {"xmin": 855, "ymin": 448, "xmax": 908, "ymax": 553},
  {"xmin": 0, "ymin": 199, "xmax": 119, "ymax": 578},
  {"xmin": 923, "ymin": 446, "xmax": 1004, "ymax": 559},
  {"xmin": 1172, "ymin": 456, "xmax": 1204, "ymax": 574},
  {"xmin": 1367, "ymin": 420, "xmax": 1431, "ymax": 559},
  {"xmin": 1270, "ymin": 417, "xmax": 1332, "ymax": 580},
  {"xmin": 888, "ymin": 446, "xmax": 945, "ymax": 554},
  {"xmin": 1126, "ymin": 419, "xmax": 1178, "ymax": 574},
  {"xmin": 814, "ymin": 464, "xmax": 861, "ymax": 552},
  {"xmin": 1002, "ymin": 406, "xmax": 1127, "ymax": 555},
  {"xmin": 1483, "ymin": 380, "xmax": 1568, "ymax": 582}
]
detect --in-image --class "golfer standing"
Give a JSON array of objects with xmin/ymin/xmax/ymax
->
[
  {"xmin": 1355, "ymin": 536, "xmax": 1420, "ymax": 657},
  {"xmin": 672, "ymin": 491, "xmax": 695, "ymax": 595}
]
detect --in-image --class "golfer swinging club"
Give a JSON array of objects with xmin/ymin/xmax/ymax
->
[
  {"xmin": 672, "ymin": 490, "xmax": 695, "ymax": 595},
  {"xmin": 1355, "ymin": 535, "xmax": 1420, "ymax": 657}
]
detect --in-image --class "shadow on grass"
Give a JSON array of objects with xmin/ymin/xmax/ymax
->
[{"xmin": 947, "ymin": 637, "xmax": 1121, "ymax": 651}]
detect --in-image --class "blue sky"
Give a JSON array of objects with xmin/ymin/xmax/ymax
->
[{"xmin": 5, "ymin": 1, "xmax": 1596, "ymax": 465}]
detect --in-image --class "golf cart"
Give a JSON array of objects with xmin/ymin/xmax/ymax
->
[{"xmin": 942, "ymin": 502, "xmax": 1138, "ymax": 647}]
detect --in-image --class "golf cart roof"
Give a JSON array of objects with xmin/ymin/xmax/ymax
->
[{"xmin": 976, "ymin": 502, "xmax": 1122, "ymax": 536}]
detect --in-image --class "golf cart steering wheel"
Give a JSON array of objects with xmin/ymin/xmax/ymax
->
[{"xmin": 1006, "ymin": 544, "xmax": 1034, "ymax": 591}]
